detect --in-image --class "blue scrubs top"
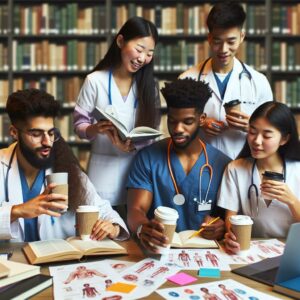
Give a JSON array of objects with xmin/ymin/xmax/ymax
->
[
  {"xmin": 127, "ymin": 139, "xmax": 231, "ymax": 232},
  {"xmin": 19, "ymin": 166, "xmax": 45, "ymax": 242}
]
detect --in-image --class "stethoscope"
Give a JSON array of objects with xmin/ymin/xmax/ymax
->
[
  {"xmin": 107, "ymin": 70, "xmax": 138, "ymax": 122},
  {"xmin": 167, "ymin": 138, "xmax": 213, "ymax": 210},
  {"xmin": 197, "ymin": 58, "xmax": 255, "ymax": 104},
  {"xmin": 247, "ymin": 159, "xmax": 286, "ymax": 217}
]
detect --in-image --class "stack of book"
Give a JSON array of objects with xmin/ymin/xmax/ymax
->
[{"xmin": 0, "ymin": 259, "xmax": 52, "ymax": 299}]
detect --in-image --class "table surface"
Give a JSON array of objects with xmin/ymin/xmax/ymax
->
[{"xmin": 0, "ymin": 239, "xmax": 293, "ymax": 300}]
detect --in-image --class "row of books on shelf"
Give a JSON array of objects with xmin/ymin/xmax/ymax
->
[
  {"xmin": 13, "ymin": 3, "xmax": 107, "ymax": 36},
  {"xmin": 272, "ymin": 5, "xmax": 300, "ymax": 35},
  {"xmin": 109, "ymin": 3, "xmax": 266, "ymax": 36},
  {"xmin": 13, "ymin": 76, "xmax": 83, "ymax": 104},
  {"xmin": 272, "ymin": 42, "xmax": 300, "ymax": 71},
  {"xmin": 11, "ymin": 40, "xmax": 108, "ymax": 72},
  {"xmin": 1, "ymin": 3, "xmax": 272, "ymax": 37},
  {"xmin": 154, "ymin": 41, "xmax": 267, "ymax": 73},
  {"xmin": 274, "ymin": 79, "xmax": 300, "ymax": 109}
]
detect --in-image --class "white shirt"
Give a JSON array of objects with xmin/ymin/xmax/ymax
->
[
  {"xmin": 180, "ymin": 58, "xmax": 273, "ymax": 159},
  {"xmin": 217, "ymin": 157, "xmax": 300, "ymax": 238},
  {"xmin": 0, "ymin": 143, "xmax": 129, "ymax": 241},
  {"xmin": 75, "ymin": 70, "xmax": 137, "ymax": 205}
]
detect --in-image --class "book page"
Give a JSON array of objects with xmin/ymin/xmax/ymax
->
[
  {"xmin": 178, "ymin": 230, "xmax": 218, "ymax": 248},
  {"xmin": 92, "ymin": 107, "xmax": 128, "ymax": 138},
  {"xmin": 67, "ymin": 237, "xmax": 124, "ymax": 253},
  {"xmin": 171, "ymin": 232, "xmax": 183, "ymax": 247},
  {"xmin": 30, "ymin": 239, "xmax": 79, "ymax": 257},
  {"xmin": 129, "ymin": 126, "xmax": 161, "ymax": 135}
]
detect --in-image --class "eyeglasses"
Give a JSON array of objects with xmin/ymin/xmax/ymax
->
[{"xmin": 17, "ymin": 127, "xmax": 61, "ymax": 144}]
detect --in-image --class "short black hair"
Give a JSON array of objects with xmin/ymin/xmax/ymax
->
[
  {"xmin": 6, "ymin": 88, "xmax": 60, "ymax": 124},
  {"xmin": 161, "ymin": 78, "xmax": 212, "ymax": 113},
  {"xmin": 207, "ymin": 1, "xmax": 246, "ymax": 32}
]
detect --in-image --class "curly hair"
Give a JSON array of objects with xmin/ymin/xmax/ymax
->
[{"xmin": 160, "ymin": 78, "xmax": 212, "ymax": 112}]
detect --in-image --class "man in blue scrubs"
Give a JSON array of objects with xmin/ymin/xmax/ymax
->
[{"xmin": 127, "ymin": 78, "xmax": 231, "ymax": 253}]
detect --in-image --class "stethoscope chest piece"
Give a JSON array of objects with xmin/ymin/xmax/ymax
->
[{"xmin": 173, "ymin": 194, "xmax": 185, "ymax": 206}]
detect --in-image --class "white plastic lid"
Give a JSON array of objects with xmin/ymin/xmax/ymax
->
[
  {"xmin": 76, "ymin": 205, "xmax": 99, "ymax": 213},
  {"xmin": 230, "ymin": 215, "xmax": 253, "ymax": 225},
  {"xmin": 154, "ymin": 206, "xmax": 179, "ymax": 221}
]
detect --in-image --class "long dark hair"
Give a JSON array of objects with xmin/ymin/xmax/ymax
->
[
  {"xmin": 238, "ymin": 101, "xmax": 300, "ymax": 160},
  {"xmin": 92, "ymin": 16, "xmax": 160, "ymax": 128},
  {"xmin": 53, "ymin": 138, "xmax": 87, "ymax": 212}
]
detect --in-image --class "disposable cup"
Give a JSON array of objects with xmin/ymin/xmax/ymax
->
[
  {"xmin": 230, "ymin": 215, "xmax": 253, "ymax": 253},
  {"xmin": 46, "ymin": 172, "xmax": 68, "ymax": 213},
  {"xmin": 76, "ymin": 205, "xmax": 99, "ymax": 240},
  {"xmin": 154, "ymin": 206, "xmax": 179, "ymax": 254}
]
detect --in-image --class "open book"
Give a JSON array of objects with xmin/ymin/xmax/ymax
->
[
  {"xmin": 0, "ymin": 259, "xmax": 40, "ymax": 288},
  {"xmin": 171, "ymin": 230, "xmax": 219, "ymax": 249},
  {"xmin": 23, "ymin": 237, "xmax": 127, "ymax": 265},
  {"xmin": 92, "ymin": 106, "xmax": 162, "ymax": 142}
]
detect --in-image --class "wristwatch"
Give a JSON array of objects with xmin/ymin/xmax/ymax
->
[{"xmin": 136, "ymin": 224, "xmax": 143, "ymax": 239}]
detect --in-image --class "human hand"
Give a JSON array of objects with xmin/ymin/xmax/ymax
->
[
  {"xmin": 86, "ymin": 120, "xmax": 116, "ymax": 138},
  {"xmin": 11, "ymin": 183, "xmax": 68, "ymax": 220},
  {"xmin": 200, "ymin": 216, "xmax": 225, "ymax": 240},
  {"xmin": 260, "ymin": 180, "xmax": 297, "ymax": 206},
  {"xmin": 225, "ymin": 110, "xmax": 249, "ymax": 132},
  {"xmin": 106, "ymin": 127, "xmax": 136, "ymax": 153},
  {"xmin": 224, "ymin": 230, "xmax": 240, "ymax": 254},
  {"xmin": 91, "ymin": 219, "xmax": 120, "ymax": 240},
  {"xmin": 203, "ymin": 118, "xmax": 227, "ymax": 136},
  {"xmin": 137, "ymin": 219, "xmax": 169, "ymax": 253}
]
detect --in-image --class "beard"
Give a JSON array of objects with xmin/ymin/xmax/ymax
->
[
  {"xmin": 18, "ymin": 136, "xmax": 54, "ymax": 169},
  {"xmin": 171, "ymin": 127, "xmax": 200, "ymax": 149}
]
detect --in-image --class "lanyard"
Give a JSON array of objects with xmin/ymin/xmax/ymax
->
[
  {"xmin": 108, "ymin": 70, "xmax": 138, "ymax": 108},
  {"xmin": 167, "ymin": 138, "xmax": 213, "ymax": 205}
]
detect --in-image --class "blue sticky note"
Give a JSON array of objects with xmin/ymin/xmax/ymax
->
[{"xmin": 198, "ymin": 268, "xmax": 220, "ymax": 278}]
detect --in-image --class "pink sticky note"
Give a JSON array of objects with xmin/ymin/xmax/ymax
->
[{"xmin": 167, "ymin": 272, "xmax": 197, "ymax": 285}]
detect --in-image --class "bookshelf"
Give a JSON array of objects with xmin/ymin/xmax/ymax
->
[{"xmin": 0, "ymin": 0, "xmax": 300, "ymax": 167}]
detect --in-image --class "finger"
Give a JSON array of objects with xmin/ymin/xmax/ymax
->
[{"xmin": 140, "ymin": 236, "xmax": 161, "ymax": 253}]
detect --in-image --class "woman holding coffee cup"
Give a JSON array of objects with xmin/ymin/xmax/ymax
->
[{"xmin": 217, "ymin": 101, "xmax": 300, "ymax": 253}]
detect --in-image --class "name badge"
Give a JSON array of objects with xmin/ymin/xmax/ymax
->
[{"xmin": 198, "ymin": 203, "xmax": 212, "ymax": 211}]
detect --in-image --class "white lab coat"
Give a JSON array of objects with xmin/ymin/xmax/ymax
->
[
  {"xmin": 217, "ymin": 157, "xmax": 300, "ymax": 238},
  {"xmin": 0, "ymin": 143, "xmax": 129, "ymax": 242},
  {"xmin": 180, "ymin": 57, "xmax": 273, "ymax": 159},
  {"xmin": 76, "ymin": 70, "xmax": 137, "ymax": 206}
]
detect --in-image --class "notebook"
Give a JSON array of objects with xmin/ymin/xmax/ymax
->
[{"xmin": 232, "ymin": 222, "xmax": 300, "ymax": 287}]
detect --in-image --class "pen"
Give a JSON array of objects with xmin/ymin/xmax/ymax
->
[{"xmin": 188, "ymin": 216, "xmax": 220, "ymax": 239}]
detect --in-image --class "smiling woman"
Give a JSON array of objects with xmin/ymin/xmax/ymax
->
[{"xmin": 73, "ymin": 16, "xmax": 161, "ymax": 211}]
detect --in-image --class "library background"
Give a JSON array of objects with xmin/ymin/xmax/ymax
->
[{"xmin": 0, "ymin": 0, "xmax": 299, "ymax": 170}]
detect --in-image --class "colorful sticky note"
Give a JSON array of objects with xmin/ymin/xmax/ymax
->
[
  {"xmin": 198, "ymin": 267, "xmax": 221, "ymax": 278},
  {"xmin": 106, "ymin": 282, "xmax": 137, "ymax": 293},
  {"xmin": 167, "ymin": 272, "xmax": 198, "ymax": 285}
]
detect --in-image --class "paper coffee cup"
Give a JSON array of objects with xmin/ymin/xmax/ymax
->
[
  {"xmin": 76, "ymin": 205, "xmax": 99, "ymax": 241},
  {"xmin": 223, "ymin": 99, "xmax": 241, "ymax": 114},
  {"xmin": 46, "ymin": 172, "xmax": 68, "ymax": 213},
  {"xmin": 262, "ymin": 171, "xmax": 284, "ymax": 201},
  {"xmin": 230, "ymin": 215, "xmax": 253, "ymax": 253},
  {"xmin": 154, "ymin": 206, "xmax": 179, "ymax": 254}
]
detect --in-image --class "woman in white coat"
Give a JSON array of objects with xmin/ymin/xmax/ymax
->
[
  {"xmin": 217, "ymin": 102, "xmax": 300, "ymax": 253},
  {"xmin": 74, "ymin": 17, "xmax": 160, "ymax": 209}
]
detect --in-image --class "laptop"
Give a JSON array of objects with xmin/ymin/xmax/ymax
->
[{"xmin": 232, "ymin": 222, "xmax": 300, "ymax": 287}]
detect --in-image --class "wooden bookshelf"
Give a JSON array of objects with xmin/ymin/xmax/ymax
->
[{"xmin": 1, "ymin": 0, "xmax": 300, "ymax": 165}]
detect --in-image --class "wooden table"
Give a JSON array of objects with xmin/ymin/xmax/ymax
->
[{"xmin": 0, "ymin": 240, "xmax": 292, "ymax": 299}]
